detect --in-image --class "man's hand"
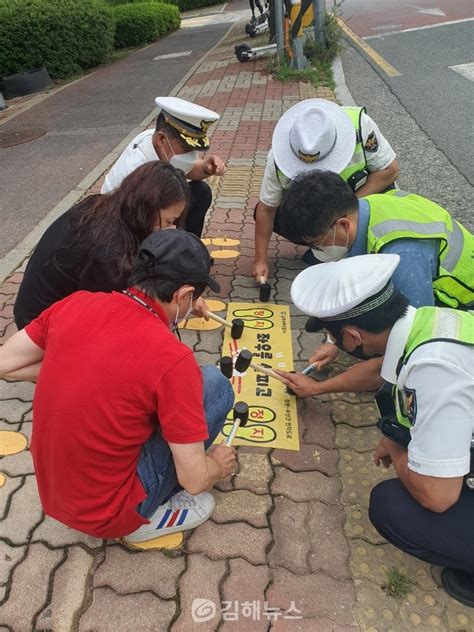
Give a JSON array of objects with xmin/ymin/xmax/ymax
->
[
  {"xmin": 253, "ymin": 259, "xmax": 269, "ymax": 283},
  {"xmin": 273, "ymin": 370, "xmax": 320, "ymax": 398},
  {"xmin": 192, "ymin": 297, "xmax": 209, "ymax": 320},
  {"xmin": 207, "ymin": 444, "xmax": 237, "ymax": 478},
  {"xmin": 309, "ymin": 342, "xmax": 339, "ymax": 370},
  {"xmin": 203, "ymin": 155, "xmax": 226, "ymax": 177},
  {"xmin": 373, "ymin": 437, "xmax": 393, "ymax": 468}
]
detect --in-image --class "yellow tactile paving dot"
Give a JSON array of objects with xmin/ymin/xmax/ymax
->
[
  {"xmin": 335, "ymin": 425, "xmax": 380, "ymax": 452},
  {"xmin": 209, "ymin": 249, "xmax": 240, "ymax": 259},
  {"xmin": 202, "ymin": 237, "xmax": 240, "ymax": 247},
  {"xmin": 331, "ymin": 401, "xmax": 379, "ymax": 427},
  {"xmin": 0, "ymin": 430, "xmax": 27, "ymax": 456},
  {"xmin": 0, "ymin": 472, "xmax": 6, "ymax": 487},
  {"xmin": 179, "ymin": 299, "xmax": 228, "ymax": 331},
  {"xmin": 340, "ymin": 450, "xmax": 392, "ymax": 508},
  {"xmin": 118, "ymin": 532, "xmax": 183, "ymax": 551}
]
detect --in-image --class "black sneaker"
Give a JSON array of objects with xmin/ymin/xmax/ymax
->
[{"xmin": 441, "ymin": 568, "xmax": 474, "ymax": 608}]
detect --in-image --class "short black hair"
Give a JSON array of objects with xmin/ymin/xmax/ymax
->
[
  {"xmin": 130, "ymin": 278, "xmax": 207, "ymax": 303},
  {"xmin": 279, "ymin": 170, "xmax": 359, "ymax": 244},
  {"xmin": 155, "ymin": 113, "xmax": 188, "ymax": 151},
  {"xmin": 324, "ymin": 290, "xmax": 409, "ymax": 337}
]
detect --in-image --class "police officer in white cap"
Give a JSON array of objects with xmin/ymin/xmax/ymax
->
[
  {"xmin": 275, "ymin": 254, "xmax": 474, "ymax": 607},
  {"xmin": 253, "ymin": 98, "xmax": 399, "ymax": 282},
  {"xmin": 102, "ymin": 97, "xmax": 224, "ymax": 237}
]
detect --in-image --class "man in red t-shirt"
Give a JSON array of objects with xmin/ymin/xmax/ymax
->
[{"xmin": 0, "ymin": 230, "xmax": 236, "ymax": 543}]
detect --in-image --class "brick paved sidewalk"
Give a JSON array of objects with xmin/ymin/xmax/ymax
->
[{"xmin": 1, "ymin": 19, "xmax": 473, "ymax": 632}]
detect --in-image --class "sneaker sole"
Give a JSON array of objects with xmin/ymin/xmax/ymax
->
[
  {"xmin": 441, "ymin": 569, "xmax": 474, "ymax": 608},
  {"xmin": 123, "ymin": 508, "xmax": 214, "ymax": 544}
]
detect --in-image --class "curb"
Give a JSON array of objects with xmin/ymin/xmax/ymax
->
[
  {"xmin": 332, "ymin": 55, "xmax": 356, "ymax": 107},
  {"xmin": 0, "ymin": 22, "xmax": 236, "ymax": 286}
]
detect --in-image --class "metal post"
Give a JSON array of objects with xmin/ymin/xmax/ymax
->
[
  {"xmin": 0, "ymin": 92, "xmax": 6, "ymax": 111},
  {"xmin": 274, "ymin": 0, "xmax": 285, "ymax": 59},
  {"xmin": 312, "ymin": 0, "xmax": 325, "ymax": 46}
]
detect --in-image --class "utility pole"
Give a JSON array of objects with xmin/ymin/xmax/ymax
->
[
  {"xmin": 273, "ymin": 0, "xmax": 285, "ymax": 59},
  {"xmin": 312, "ymin": 0, "xmax": 325, "ymax": 45}
]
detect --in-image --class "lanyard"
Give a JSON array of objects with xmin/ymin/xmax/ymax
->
[{"xmin": 122, "ymin": 290, "xmax": 181, "ymax": 341}]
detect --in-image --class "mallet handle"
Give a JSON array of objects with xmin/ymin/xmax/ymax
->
[
  {"xmin": 301, "ymin": 364, "xmax": 315, "ymax": 375},
  {"xmin": 249, "ymin": 361, "xmax": 284, "ymax": 383},
  {"xmin": 206, "ymin": 312, "xmax": 232, "ymax": 328},
  {"xmin": 225, "ymin": 419, "xmax": 241, "ymax": 446}
]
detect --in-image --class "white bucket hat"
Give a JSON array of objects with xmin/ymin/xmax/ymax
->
[{"xmin": 272, "ymin": 99, "xmax": 357, "ymax": 180}]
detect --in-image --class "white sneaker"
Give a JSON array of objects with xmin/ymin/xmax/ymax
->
[{"xmin": 123, "ymin": 490, "xmax": 215, "ymax": 543}]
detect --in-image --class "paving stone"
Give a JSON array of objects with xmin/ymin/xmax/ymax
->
[
  {"xmin": 340, "ymin": 450, "xmax": 393, "ymax": 508},
  {"xmin": 349, "ymin": 539, "xmax": 436, "ymax": 592},
  {"xmin": 331, "ymin": 400, "xmax": 379, "ymax": 428},
  {"xmin": 299, "ymin": 399, "xmax": 336, "ymax": 449},
  {"xmin": 269, "ymin": 496, "xmax": 310, "ymax": 575},
  {"xmin": 172, "ymin": 554, "xmax": 226, "ymax": 631},
  {"xmin": 1, "ymin": 448, "xmax": 34, "ymax": 475},
  {"xmin": 1, "ymin": 475, "xmax": 43, "ymax": 544},
  {"xmin": 0, "ymin": 540, "xmax": 26, "ymax": 584},
  {"xmin": 94, "ymin": 546, "xmax": 184, "ymax": 598},
  {"xmin": 271, "ymin": 468, "xmax": 340, "ymax": 504},
  {"xmin": 0, "ymin": 419, "xmax": 19, "ymax": 432},
  {"xmin": 212, "ymin": 489, "xmax": 271, "ymax": 527},
  {"xmin": 307, "ymin": 501, "xmax": 350, "ymax": 579},
  {"xmin": 79, "ymin": 587, "xmax": 175, "ymax": 631},
  {"xmin": 267, "ymin": 567, "xmax": 356, "ymax": 625},
  {"xmin": 0, "ymin": 542, "xmax": 63, "ymax": 630},
  {"xmin": 32, "ymin": 514, "xmax": 102, "ymax": 548},
  {"xmin": 234, "ymin": 450, "xmax": 273, "ymax": 494},
  {"xmin": 0, "ymin": 470, "xmax": 22, "ymax": 518},
  {"xmin": 272, "ymin": 619, "xmax": 359, "ymax": 632},
  {"xmin": 36, "ymin": 546, "xmax": 96, "ymax": 631},
  {"xmin": 0, "ymin": 380, "xmax": 34, "ymax": 401},
  {"xmin": 335, "ymin": 424, "xmax": 381, "ymax": 452},
  {"xmin": 344, "ymin": 504, "xmax": 386, "ymax": 545},
  {"xmin": 220, "ymin": 558, "xmax": 270, "ymax": 632},
  {"xmin": 272, "ymin": 443, "xmax": 338, "ymax": 476},
  {"xmin": 0, "ymin": 399, "xmax": 31, "ymax": 423},
  {"xmin": 187, "ymin": 521, "xmax": 272, "ymax": 565}
]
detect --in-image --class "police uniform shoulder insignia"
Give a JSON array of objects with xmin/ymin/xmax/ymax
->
[
  {"xmin": 403, "ymin": 388, "xmax": 417, "ymax": 425},
  {"xmin": 365, "ymin": 131, "xmax": 378, "ymax": 152}
]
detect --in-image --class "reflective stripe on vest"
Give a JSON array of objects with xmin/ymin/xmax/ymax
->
[
  {"xmin": 394, "ymin": 307, "xmax": 474, "ymax": 428},
  {"xmin": 366, "ymin": 190, "xmax": 474, "ymax": 308},
  {"xmin": 275, "ymin": 106, "xmax": 368, "ymax": 189}
]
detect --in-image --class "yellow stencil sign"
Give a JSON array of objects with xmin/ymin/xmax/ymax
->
[{"xmin": 217, "ymin": 303, "xmax": 299, "ymax": 451}]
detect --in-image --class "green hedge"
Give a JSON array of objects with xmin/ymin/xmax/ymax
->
[
  {"xmin": 0, "ymin": 0, "xmax": 115, "ymax": 80},
  {"xmin": 106, "ymin": 0, "xmax": 223, "ymax": 13},
  {"xmin": 112, "ymin": 2, "xmax": 180, "ymax": 48}
]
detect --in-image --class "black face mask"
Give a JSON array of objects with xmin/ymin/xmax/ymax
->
[{"xmin": 333, "ymin": 330, "xmax": 375, "ymax": 361}]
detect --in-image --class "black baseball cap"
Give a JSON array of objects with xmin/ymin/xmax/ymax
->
[{"xmin": 134, "ymin": 229, "xmax": 220, "ymax": 292}]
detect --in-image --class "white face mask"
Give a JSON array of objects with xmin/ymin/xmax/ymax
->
[
  {"xmin": 172, "ymin": 294, "xmax": 194, "ymax": 329},
  {"xmin": 311, "ymin": 225, "xmax": 349, "ymax": 263},
  {"xmin": 164, "ymin": 135, "xmax": 198, "ymax": 175}
]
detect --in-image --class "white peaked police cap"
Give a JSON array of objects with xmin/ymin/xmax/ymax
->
[
  {"xmin": 155, "ymin": 96, "xmax": 220, "ymax": 149},
  {"xmin": 272, "ymin": 99, "xmax": 356, "ymax": 180},
  {"xmin": 291, "ymin": 254, "xmax": 401, "ymax": 321}
]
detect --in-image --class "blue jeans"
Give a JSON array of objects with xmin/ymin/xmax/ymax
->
[{"xmin": 136, "ymin": 366, "xmax": 234, "ymax": 519}]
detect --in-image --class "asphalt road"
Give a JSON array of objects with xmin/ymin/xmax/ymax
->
[
  {"xmin": 340, "ymin": 39, "xmax": 473, "ymax": 231},
  {"xmin": 0, "ymin": 20, "xmax": 230, "ymax": 259}
]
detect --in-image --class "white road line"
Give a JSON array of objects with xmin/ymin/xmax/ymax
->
[
  {"xmin": 449, "ymin": 62, "xmax": 474, "ymax": 82},
  {"xmin": 363, "ymin": 17, "xmax": 474, "ymax": 40},
  {"xmin": 154, "ymin": 50, "xmax": 193, "ymax": 60}
]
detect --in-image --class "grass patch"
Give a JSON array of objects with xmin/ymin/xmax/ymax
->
[
  {"xmin": 271, "ymin": 59, "xmax": 334, "ymax": 89},
  {"xmin": 383, "ymin": 567, "xmax": 414, "ymax": 599}
]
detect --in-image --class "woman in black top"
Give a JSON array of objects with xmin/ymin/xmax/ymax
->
[{"xmin": 14, "ymin": 161, "xmax": 189, "ymax": 329}]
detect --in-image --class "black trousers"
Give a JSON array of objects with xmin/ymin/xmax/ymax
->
[
  {"xmin": 185, "ymin": 180, "xmax": 212, "ymax": 237},
  {"xmin": 369, "ymin": 479, "xmax": 474, "ymax": 573}
]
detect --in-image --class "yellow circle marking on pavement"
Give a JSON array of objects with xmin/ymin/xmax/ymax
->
[
  {"xmin": 205, "ymin": 299, "xmax": 226, "ymax": 312},
  {"xmin": 0, "ymin": 431, "xmax": 27, "ymax": 456},
  {"xmin": 202, "ymin": 237, "xmax": 240, "ymax": 247},
  {"xmin": 119, "ymin": 532, "xmax": 183, "ymax": 550},
  {"xmin": 0, "ymin": 472, "xmax": 6, "ymax": 487},
  {"xmin": 209, "ymin": 249, "xmax": 240, "ymax": 259},
  {"xmin": 179, "ymin": 318, "xmax": 221, "ymax": 331}
]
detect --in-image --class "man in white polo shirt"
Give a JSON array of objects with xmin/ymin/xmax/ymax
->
[
  {"xmin": 276, "ymin": 254, "xmax": 474, "ymax": 607},
  {"xmin": 253, "ymin": 98, "xmax": 399, "ymax": 282},
  {"xmin": 102, "ymin": 97, "xmax": 225, "ymax": 237}
]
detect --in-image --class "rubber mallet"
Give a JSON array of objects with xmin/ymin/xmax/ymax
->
[
  {"xmin": 234, "ymin": 349, "xmax": 284, "ymax": 383},
  {"xmin": 225, "ymin": 401, "xmax": 249, "ymax": 446},
  {"xmin": 219, "ymin": 356, "xmax": 234, "ymax": 379},
  {"xmin": 259, "ymin": 276, "xmax": 271, "ymax": 302},
  {"xmin": 206, "ymin": 312, "xmax": 245, "ymax": 339}
]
